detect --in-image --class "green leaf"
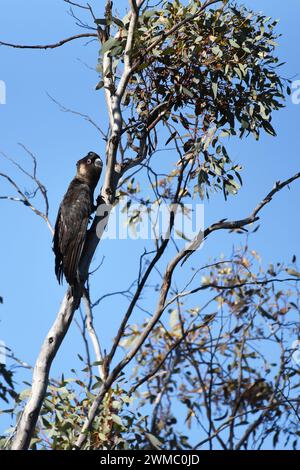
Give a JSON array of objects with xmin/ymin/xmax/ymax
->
[
  {"xmin": 212, "ymin": 81, "xmax": 218, "ymax": 99},
  {"xmin": 145, "ymin": 433, "xmax": 162, "ymax": 449},
  {"xmin": 143, "ymin": 9, "xmax": 157, "ymax": 19},
  {"xmin": 112, "ymin": 414, "xmax": 124, "ymax": 426},
  {"xmin": 92, "ymin": 360, "xmax": 103, "ymax": 366},
  {"xmin": 169, "ymin": 309, "xmax": 179, "ymax": 330},
  {"xmin": 175, "ymin": 230, "xmax": 191, "ymax": 241},
  {"xmin": 258, "ymin": 306, "xmax": 274, "ymax": 320},
  {"xmin": 112, "ymin": 16, "xmax": 124, "ymax": 28},
  {"xmin": 18, "ymin": 388, "xmax": 32, "ymax": 401},
  {"xmin": 95, "ymin": 80, "xmax": 104, "ymax": 91},
  {"xmin": 212, "ymin": 46, "xmax": 222, "ymax": 56},
  {"xmin": 286, "ymin": 268, "xmax": 300, "ymax": 278},
  {"xmin": 165, "ymin": 131, "xmax": 177, "ymax": 146},
  {"xmin": 101, "ymin": 38, "xmax": 120, "ymax": 55},
  {"xmin": 229, "ymin": 39, "xmax": 240, "ymax": 48},
  {"xmin": 234, "ymin": 67, "xmax": 242, "ymax": 80},
  {"xmin": 182, "ymin": 86, "xmax": 194, "ymax": 98},
  {"xmin": 262, "ymin": 120, "xmax": 277, "ymax": 136},
  {"xmin": 94, "ymin": 18, "xmax": 106, "ymax": 25}
]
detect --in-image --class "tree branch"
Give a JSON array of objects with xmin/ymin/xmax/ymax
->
[
  {"xmin": 0, "ymin": 33, "xmax": 98, "ymax": 50},
  {"xmin": 116, "ymin": 0, "xmax": 141, "ymax": 99},
  {"xmin": 63, "ymin": 0, "xmax": 90, "ymax": 10},
  {"xmin": 10, "ymin": 293, "xmax": 78, "ymax": 450},
  {"xmin": 46, "ymin": 93, "xmax": 108, "ymax": 140},
  {"xmin": 0, "ymin": 170, "xmax": 53, "ymax": 234},
  {"xmin": 181, "ymin": 171, "xmax": 300, "ymax": 265},
  {"xmin": 82, "ymin": 288, "xmax": 105, "ymax": 381}
]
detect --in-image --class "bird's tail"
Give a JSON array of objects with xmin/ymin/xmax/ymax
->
[{"xmin": 68, "ymin": 278, "xmax": 82, "ymax": 310}]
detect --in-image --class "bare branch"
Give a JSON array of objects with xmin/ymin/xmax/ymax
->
[
  {"xmin": 182, "ymin": 171, "xmax": 300, "ymax": 265},
  {"xmin": 129, "ymin": 331, "xmax": 187, "ymax": 394},
  {"xmin": 64, "ymin": 0, "xmax": 90, "ymax": 10},
  {"xmin": 0, "ymin": 169, "xmax": 53, "ymax": 234},
  {"xmin": 91, "ymin": 281, "xmax": 135, "ymax": 308},
  {"xmin": 116, "ymin": 0, "xmax": 141, "ymax": 99},
  {"xmin": 0, "ymin": 33, "xmax": 98, "ymax": 50},
  {"xmin": 161, "ymin": 277, "xmax": 300, "ymax": 312},
  {"xmin": 46, "ymin": 93, "xmax": 108, "ymax": 139},
  {"xmin": 82, "ymin": 288, "xmax": 105, "ymax": 381},
  {"xmin": 10, "ymin": 293, "xmax": 78, "ymax": 450}
]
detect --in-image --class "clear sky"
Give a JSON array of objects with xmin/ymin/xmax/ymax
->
[{"xmin": 0, "ymin": 0, "xmax": 299, "ymax": 443}]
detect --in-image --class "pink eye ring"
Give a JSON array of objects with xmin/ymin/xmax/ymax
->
[{"xmin": 87, "ymin": 158, "xmax": 92, "ymax": 164}]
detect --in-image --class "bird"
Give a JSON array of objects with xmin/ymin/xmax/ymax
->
[{"xmin": 53, "ymin": 152, "xmax": 103, "ymax": 290}]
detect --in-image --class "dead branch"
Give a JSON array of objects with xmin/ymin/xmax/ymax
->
[
  {"xmin": 0, "ymin": 171, "xmax": 53, "ymax": 234},
  {"xmin": 64, "ymin": 0, "xmax": 90, "ymax": 10},
  {"xmin": 46, "ymin": 93, "xmax": 108, "ymax": 140},
  {"xmin": 0, "ymin": 33, "xmax": 98, "ymax": 50}
]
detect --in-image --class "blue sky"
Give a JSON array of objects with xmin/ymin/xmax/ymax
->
[{"xmin": 0, "ymin": 0, "xmax": 299, "ymax": 444}]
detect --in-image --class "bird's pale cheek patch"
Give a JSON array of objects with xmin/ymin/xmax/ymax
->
[{"xmin": 78, "ymin": 163, "xmax": 88, "ymax": 177}]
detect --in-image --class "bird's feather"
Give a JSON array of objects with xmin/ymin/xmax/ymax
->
[{"xmin": 53, "ymin": 179, "xmax": 92, "ymax": 285}]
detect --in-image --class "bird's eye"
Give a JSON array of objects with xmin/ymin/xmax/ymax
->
[{"xmin": 87, "ymin": 158, "xmax": 92, "ymax": 164}]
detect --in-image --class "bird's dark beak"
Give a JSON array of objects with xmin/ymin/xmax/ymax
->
[{"xmin": 94, "ymin": 158, "xmax": 102, "ymax": 168}]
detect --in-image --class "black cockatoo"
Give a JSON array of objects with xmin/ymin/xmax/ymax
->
[{"xmin": 53, "ymin": 152, "xmax": 103, "ymax": 287}]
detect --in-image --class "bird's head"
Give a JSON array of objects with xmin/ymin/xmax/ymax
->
[{"xmin": 76, "ymin": 152, "xmax": 103, "ymax": 187}]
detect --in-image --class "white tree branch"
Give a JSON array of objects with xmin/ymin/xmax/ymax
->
[
  {"xmin": 82, "ymin": 288, "xmax": 105, "ymax": 381},
  {"xmin": 11, "ymin": 294, "xmax": 77, "ymax": 450}
]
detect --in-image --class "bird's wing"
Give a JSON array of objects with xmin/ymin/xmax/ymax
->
[
  {"xmin": 53, "ymin": 180, "xmax": 92, "ymax": 285},
  {"xmin": 53, "ymin": 206, "xmax": 64, "ymax": 284}
]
